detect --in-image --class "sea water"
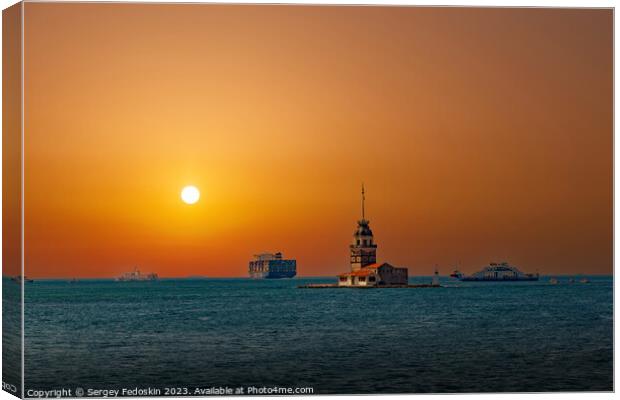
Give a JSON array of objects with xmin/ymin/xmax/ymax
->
[{"xmin": 14, "ymin": 275, "xmax": 613, "ymax": 394}]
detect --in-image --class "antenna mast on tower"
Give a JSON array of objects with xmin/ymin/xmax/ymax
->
[{"xmin": 361, "ymin": 183, "xmax": 365, "ymax": 220}]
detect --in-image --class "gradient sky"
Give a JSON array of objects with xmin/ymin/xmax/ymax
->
[{"xmin": 23, "ymin": 4, "xmax": 612, "ymax": 278}]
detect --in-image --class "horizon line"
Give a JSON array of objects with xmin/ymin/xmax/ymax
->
[{"xmin": 3, "ymin": 273, "xmax": 613, "ymax": 280}]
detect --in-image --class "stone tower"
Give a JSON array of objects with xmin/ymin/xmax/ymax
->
[{"xmin": 350, "ymin": 184, "xmax": 377, "ymax": 271}]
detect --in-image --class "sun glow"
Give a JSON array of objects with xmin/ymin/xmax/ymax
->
[{"xmin": 181, "ymin": 186, "xmax": 200, "ymax": 205}]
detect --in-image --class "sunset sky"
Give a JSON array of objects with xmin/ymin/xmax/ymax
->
[{"xmin": 23, "ymin": 4, "xmax": 612, "ymax": 278}]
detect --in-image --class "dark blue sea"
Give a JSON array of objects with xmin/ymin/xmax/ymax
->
[{"xmin": 16, "ymin": 276, "xmax": 613, "ymax": 394}]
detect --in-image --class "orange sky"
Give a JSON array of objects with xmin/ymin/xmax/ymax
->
[{"xmin": 23, "ymin": 4, "xmax": 612, "ymax": 278}]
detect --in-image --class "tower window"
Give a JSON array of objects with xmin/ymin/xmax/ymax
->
[{"xmin": 357, "ymin": 239, "xmax": 360, "ymax": 245}]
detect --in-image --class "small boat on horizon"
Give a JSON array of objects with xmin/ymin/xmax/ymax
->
[
  {"xmin": 449, "ymin": 270, "xmax": 463, "ymax": 279},
  {"xmin": 579, "ymin": 277, "xmax": 590, "ymax": 284},
  {"xmin": 549, "ymin": 277, "xmax": 559, "ymax": 285},
  {"xmin": 115, "ymin": 267, "xmax": 158, "ymax": 282},
  {"xmin": 11, "ymin": 275, "xmax": 33, "ymax": 284}
]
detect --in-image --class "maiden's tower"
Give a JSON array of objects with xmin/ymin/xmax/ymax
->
[{"xmin": 337, "ymin": 186, "xmax": 408, "ymax": 287}]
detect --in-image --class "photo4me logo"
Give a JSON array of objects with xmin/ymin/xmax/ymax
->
[{"xmin": 246, "ymin": 387, "xmax": 314, "ymax": 395}]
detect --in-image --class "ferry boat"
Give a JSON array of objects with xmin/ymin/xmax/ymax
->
[
  {"xmin": 115, "ymin": 267, "xmax": 158, "ymax": 282},
  {"xmin": 456, "ymin": 262, "xmax": 539, "ymax": 282},
  {"xmin": 249, "ymin": 252, "xmax": 296, "ymax": 279}
]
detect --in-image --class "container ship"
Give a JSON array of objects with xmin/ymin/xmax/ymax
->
[
  {"xmin": 249, "ymin": 252, "xmax": 296, "ymax": 279},
  {"xmin": 451, "ymin": 262, "xmax": 538, "ymax": 281}
]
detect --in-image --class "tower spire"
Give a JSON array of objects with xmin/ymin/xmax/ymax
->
[{"xmin": 361, "ymin": 183, "xmax": 365, "ymax": 220}]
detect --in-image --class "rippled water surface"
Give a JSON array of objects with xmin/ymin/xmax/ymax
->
[{"xmin": 23, "ymin": 276, "xmax": 612, "ymax": 394}]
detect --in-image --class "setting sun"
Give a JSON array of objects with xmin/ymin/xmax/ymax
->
[{"xmin": 181, "ymin": 186, "xmax": 200, "ymax": 205}]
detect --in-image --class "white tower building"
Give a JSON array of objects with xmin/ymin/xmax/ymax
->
[{"xmin": 432, "ymin": 265, "xmax": 440, "ymax": 286}]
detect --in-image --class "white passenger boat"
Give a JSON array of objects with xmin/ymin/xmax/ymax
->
[{"xmin": 457, "ymin": 262, "xmax": 539, "ymax": 281}]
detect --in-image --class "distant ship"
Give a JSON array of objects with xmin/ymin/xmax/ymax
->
[
  {"xmin": 249, "ymin": 252, "xmax": 296, "ymax": 279},
  {"xmin": 449, "ymin": 270, "xmax": 463, "ymax": 279},
  {"xmin": 115, "ymin": 267, "xmax": 158, "ymax": 282},
  {"xmin": 11, "ymin": 275, "xmax": 33, "ymax": 284},
  {"xmin": 453, "ymin": 262, "xmax": 539, "ymax": 282}
]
